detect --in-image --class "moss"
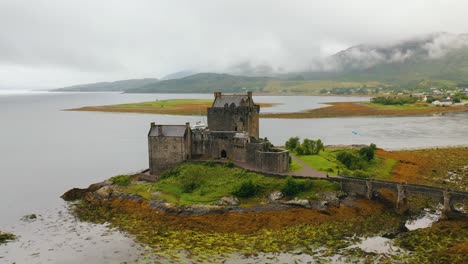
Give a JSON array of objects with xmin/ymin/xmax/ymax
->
[
  {"xmin": 72, "ymin": 197, "xmax": 403, "ymax": 260},
  {"xmin": 0, "ymin": 230, "xmax": 16, "ymax": 244}
]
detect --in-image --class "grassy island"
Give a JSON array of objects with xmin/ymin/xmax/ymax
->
[
  {"xmin": 68, "ymin": 99, "xmax": 276, "ymax": 116},
  {"xmin": 69, "ymin": 160, "xmax": 467, "ymax": 262},
  {"xmin": 69, "ymin": 99, "xmax": 468, "ymax": 118},
  {"xmin": 261, "ymin": 101, "xmax": 468, "ymax": 119}
]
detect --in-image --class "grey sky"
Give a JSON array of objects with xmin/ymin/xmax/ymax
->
[{"xmin": 1, "ymin": 0, "xmax": 467, "ymax": 88}]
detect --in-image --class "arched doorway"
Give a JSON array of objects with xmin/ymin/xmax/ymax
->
[{"xmin": 220, "ymin": 150, "xmax": 227, "ymax": 159}]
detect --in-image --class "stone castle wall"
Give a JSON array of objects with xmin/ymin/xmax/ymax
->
[
  {"xmin": 148, "ymin": 136, "xmax": 188, "ymax": 174},
  {"xmin": 254, "ymin": 149, "xmax": 289, "ymax": 173}
]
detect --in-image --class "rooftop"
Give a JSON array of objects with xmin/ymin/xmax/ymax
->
[{"xmin": 149, "ymin": 125, "xmax": 187, "ymax": 137}]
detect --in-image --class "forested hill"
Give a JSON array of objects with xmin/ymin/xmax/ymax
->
[
  {"xmin": 125, "ymin": 73, "xmax": 272, "ymax": 93},
  {"xmin": 52, "ymin": 78, "xmax": 159, "ymax": 92}
]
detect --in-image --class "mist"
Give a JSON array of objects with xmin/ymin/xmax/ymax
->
[{"xmin": 1, "ymin": 0, "xmax": 468, "ymax": 88}]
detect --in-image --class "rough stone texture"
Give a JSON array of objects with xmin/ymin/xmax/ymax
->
[
  {"xmin": 95, "ymin": 186, "xmax": 116, "ymax": 199},
  {"xmin": 281, "ymin": 199, "xmax": 311, "ymax": 208},
  {"xmin": 268, "ymin": 191, "xmax": 284, "ymax": 202},
  {"xmin": 213, "ymin": 197, "xmax": 240, "ymax": 206},
  {"xmin": 255, "ymin": 149, "xmax": 290, "ymax": 173},
  {"xmin": 148, "ymin": 92, "xmax": 290, "ymax": 174},
  {"xmin": 317, "ymin": 192, "xmax": 341, "ymax": 207}
]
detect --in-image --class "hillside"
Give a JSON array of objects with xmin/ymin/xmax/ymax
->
[
  {"xmin": 126, "ymin": 73, "xmax": 272, "ymax": 93},
  {"xmin": 53, "ymin": 78, "xmax": 159, "ymax": 92},
  {"xmin": 325, "ymin": 32, "xmax": 468, "ymax": 84}
]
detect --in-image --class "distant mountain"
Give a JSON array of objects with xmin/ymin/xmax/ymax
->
[
  {"xmin": 126, "ymin": 73, "xmax": 273, "ymax": 93},
  {"xmin": 52, "ymin": 78, "xmax": 159, "ymax": 92},
  {"xmin": 160, "ymin": 70, "xmax": 197, "ymax": 80},
  {"xmin": 319, "ymin": 32, "xmax": 468, "ymax": 83}
]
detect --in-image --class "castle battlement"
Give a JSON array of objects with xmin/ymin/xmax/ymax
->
[{"xmin": 148, "ymin": 92, "xmax": 289, "ymax": 174}]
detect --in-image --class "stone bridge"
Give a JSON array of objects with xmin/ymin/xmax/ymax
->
[
  {"xmin": 326, "ymin": 176, "xmax": 467, "ymax": 219},
  {"xmin": 226, "ymin": 160, "xmax": 468, "ymax": 220}
]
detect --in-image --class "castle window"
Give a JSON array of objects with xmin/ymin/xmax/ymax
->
[{"xmin": 230, "ymin": 103, "xmax": 236, "ymax": 108}]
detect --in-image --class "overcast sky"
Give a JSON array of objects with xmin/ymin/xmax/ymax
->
[{"xmin": 1, "ymin": 0, "xmax": 467, "ymax": 88}]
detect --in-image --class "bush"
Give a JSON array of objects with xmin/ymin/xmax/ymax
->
[
  {"xmin": 110, "ymin": 175, "xmax": 131, "ymax": 186},
  {"xmin": 336, "ymin": 152, "xmax": 365, "ymax": 170},
  {"xmin": 352, "ymin": 170, "xmax": 371, "ymax": 178},
  {"xmin": 371, "ymin": 96, "xmax": 418, "ymax": 105},
  {"xmin": 281, "ymin": 176, "xmax": 305, "ymax": 197},
  {"xmin": 359, "ymin": 143, "xmax": 376, "ymax": 161},
  {"xmin": 179, "ymin": 167, "xmax": 205, "ymax": 193},
  {"xmin": 232, "ymin": 180, "xmax": 259, "ymax": 197}
]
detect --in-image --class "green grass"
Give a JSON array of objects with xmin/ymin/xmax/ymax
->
[
  {"xmin": 288, "ymin": 158, "xmax": 303, "ymax": 172},
  {"xmin": 297, "ymin": 148, "xmax": 397, "ymax": 179},
  {"xmin": 106, "ymin": 99, "xmax": 212, "ymax": 109},
  {"xmin": 119, "ymin": 163, "xmax": 338, "ymax": 205},
  {"xmin": 297, "ymin": 149, "xmax": 341, "ymax": 175},
  {"xmin": 364, "ymin": 102, "xmax": 430, "ymax": 110}
]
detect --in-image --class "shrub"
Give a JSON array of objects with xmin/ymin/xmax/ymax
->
[
  {"xmin": 179, "ymin": 167, "xmax": 205, "ymax": 193},
  {"xmin": 352, "ymin": 170, "xmax": 371, "ymax": 178},
  {"xmin": 232, "ymin": 180, "xmax": 259, "ymax": 197},
  {"xmin": 110, "ymin": 175, "xmax": 131, "ymax": 186},
  {"xmin": 359, "ymin": 143, "xmax": 377, "ymax": 161},
  {"xmin": 336, "ymin": 152, "xmax": 365, "ymax": 170},
  {"xmin": 281, "ymin": 176, "xmax": 305, "ymax": 197}
]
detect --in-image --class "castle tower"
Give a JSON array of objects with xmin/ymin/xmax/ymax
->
[{"xmin": 207, "ymin": 92, "xmax": 260, "ymax": 139}]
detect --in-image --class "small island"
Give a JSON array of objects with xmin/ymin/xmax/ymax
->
[
  {"xmin": 68, "ymin": 95, "xmax": 468, "ymax": 119},
  {"xmin": 63, "ymin": 92, "xmax": 468, "ymax": 262}
]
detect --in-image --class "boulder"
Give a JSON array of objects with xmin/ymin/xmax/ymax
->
[
  {"xmin": 281, "ymin": 199, "xmax": 310, "ymax": 208},
  {"xmin": 213, "ymin": 197, "xmax": 240, "ymax": 206},
  {"xmin": 268, "ymin": 191, "xmax": 283, "ymax": 202},
  {"xmin": 317, "ymin": 192, "xmax": 342, "ymax": 207},
  {"xmin": 95, "ymin": 186, "xmax": 115, "ymax": 199}
]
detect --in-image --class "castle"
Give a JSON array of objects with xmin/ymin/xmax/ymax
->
[{"xmin": 148, "ymin": 92, "xmax": 290, "ymax": 175}]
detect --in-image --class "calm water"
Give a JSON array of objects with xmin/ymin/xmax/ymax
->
[{"xmin": 0, "ymin": 91, "xmax": 467, "ymax": 263}]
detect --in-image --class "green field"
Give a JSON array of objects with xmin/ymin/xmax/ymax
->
[
  {"xmin": 119, "ymin": 163, "xmax": 338, "ymax": 206},
  {"xmin": 105, "ymin": 99, "xmax": 212, "ymax": 109},
  {"xmin": 297, "ymin": 148, "xmax": 397, "ymax": 179},
  {"xmin": 363, "ymin": 102, "xmax": 431, "ymax": 110}
]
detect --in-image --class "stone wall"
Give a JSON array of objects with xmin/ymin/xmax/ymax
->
[
  {"xmin": 254, "ymin": 148, "xmax": 289, "ymax": 173},
  {"xmin": 207, "ymin": 106, "xmax": 259, "ymax": 138},
  {"xmin": 148, "ymin": 136, "xmax": 188, "ymax": 174}
]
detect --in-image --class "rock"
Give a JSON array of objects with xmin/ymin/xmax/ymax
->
[
  {"xmin": 268, "ymin": 191, "xmax": 283, "ymax": 202},
  {"xmin": 95, "ymin": 186, "xmax": 115, "ymax": 199},
  {"xmin": 317, "ymin": 192, "xmax": 342, "ymax": 207},
  {"xmin": 281, "ymin": 199, "xmax": 310, "ymax": 208},
  {"xmin": 134, "ymin": 173, "xmax": 159, "ymax": 183},
  {"xmin": 213, "ymin": 197, "xmax": 240, "ymax": 206},
  {"xmin": 61, "ymin": 180, "xmax": 113, "ymax": 201},
  {"xmin": 21, "ymin": 214, "xmax": 38, "ymax": 222},
  {"xmin": 61, "ymin": 188, "xmax": 89, "ymax": 201}
]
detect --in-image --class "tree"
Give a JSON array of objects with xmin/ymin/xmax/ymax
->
[{"xmin": 285, "ymin": 137, "xmax": 300, "ymax": 151}]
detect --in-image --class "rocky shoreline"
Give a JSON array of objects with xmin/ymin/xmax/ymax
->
[{"xmin": 62, "ymin": 174, "xmax": 347, "ymax": 216}]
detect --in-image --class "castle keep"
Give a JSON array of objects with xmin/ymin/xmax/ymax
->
[{"xmin": 148, "ymin": 92, "xmax": 290, "ymax": 174}]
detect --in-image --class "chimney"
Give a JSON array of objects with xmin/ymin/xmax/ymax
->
[
  {"xmin": 214, "ymin": 91, "xmax": 222, "ymax": 99},
  {"xmin": 157, "ymin": 125, "xmax": 163, "ymax": 136},
  {"xmin": 247, "ymin": 91, "xmax": 252, "ymax": 100},
  {"xmin": 150, "ymin": 122, "xmax": 155, "ymax": 128},
  {"xmin": 186, "ymin": 122, "xmax": 190, "ymax": 130}
]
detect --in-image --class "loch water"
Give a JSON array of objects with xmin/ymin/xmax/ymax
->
[{"xmin": 0, "ymin": 91, "xmax": 467, "ymax": 263}]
